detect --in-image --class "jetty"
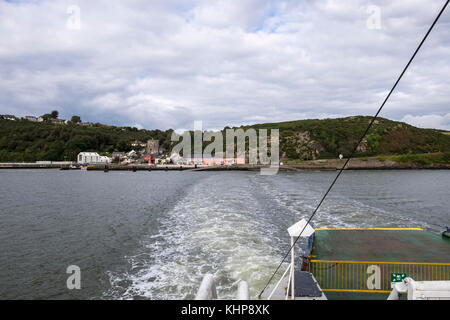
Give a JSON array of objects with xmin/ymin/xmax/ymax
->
[{"xmin": 1, "ymin": 157, "xmax": 449, "ymax": 171}]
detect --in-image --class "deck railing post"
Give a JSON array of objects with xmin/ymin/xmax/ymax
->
[
  {"xmin": 236, "ymin": 281, "xmax": 249, "ymax": 300},
  {"xmin": 290, "ymin": 236, "xmax": 295, "ymax": 300},
  {"xmin": 267, "ymin": 264, "xmax": 291, "ymax": 300},
  {"xmin": 195, "ymin": 274, "xmax": 218, "ymax": 300}
]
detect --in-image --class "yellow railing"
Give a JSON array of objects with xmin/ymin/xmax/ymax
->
[{"xmin": 308, "ymin": 260, "xmax": 450, "ymax": 293}]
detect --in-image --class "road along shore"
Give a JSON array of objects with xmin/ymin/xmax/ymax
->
[{"xmin": 0, "ymin": 157, "xmax": 449, "ymax": 171}]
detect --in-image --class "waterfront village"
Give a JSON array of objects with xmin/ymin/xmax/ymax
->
[
  {"xmin": 78, "ymin": 139, "xmax": 246, "ymax": 167},
  {"xmin": 0, "ymin": 113, "xmax": 247, "ymax": 168}
]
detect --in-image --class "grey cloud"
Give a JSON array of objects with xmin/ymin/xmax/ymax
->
[{"xmin": 0, "ymin": 0, "xmax": 449, "ymax": 130}]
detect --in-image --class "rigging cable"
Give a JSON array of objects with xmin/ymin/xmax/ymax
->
[{"xmin": 258, "ymin": 0, "xmax": 450, "ymax": 299}]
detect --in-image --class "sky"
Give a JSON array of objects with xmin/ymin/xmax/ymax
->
[{"xmin": 0, "ymin": 0, "xmax": 449, "ymax": 131}]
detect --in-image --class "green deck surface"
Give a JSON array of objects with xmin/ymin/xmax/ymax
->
[
  {"xmin": 311, "ymin": 229, "xmax": 450, "ymax": 263},
  {"xmin": 307, "ymin": 229, "xmax": 450, "ymax": 300}
]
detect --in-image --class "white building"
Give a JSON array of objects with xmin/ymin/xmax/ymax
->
[
  {"xmin": 99, "ymin": 156, "xmax": 112, "ymax": 164},
  {"xmin": 169, "ymin": 152, "xmax": 182, "ymax": 164},
  {"xmin": 127, "ymin": 150, "xmax": 137, "ymax": 158},
  {"xmin": 1, "ymin": 114, "xmax": 17, "ymax": 121},
  {"xmin": 24, "ymin": 116, "xmax": 38, "ymax": 122},
  {"xmin": 77, "ymin": 152, "xmax": 111, "ymax": 164}
]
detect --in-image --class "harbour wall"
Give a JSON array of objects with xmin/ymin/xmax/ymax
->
[{"xmin": 0, "ymin": 159, "xmax": 449, "ymax": 171}]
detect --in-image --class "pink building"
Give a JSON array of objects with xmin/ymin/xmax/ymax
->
[{"xmin": 188, "ymin": 156, "xmax": 246, "ymax": 166}]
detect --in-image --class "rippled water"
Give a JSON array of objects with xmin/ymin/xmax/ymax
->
[{"xmin": 0, "ymin": 169, "xmax": 448, "ymax": 299}]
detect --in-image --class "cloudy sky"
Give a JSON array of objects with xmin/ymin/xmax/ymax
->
[{"xmin": 0, "ymin": 0, "xmax": 449, "ymax": 131}]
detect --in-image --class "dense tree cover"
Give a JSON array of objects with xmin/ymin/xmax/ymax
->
[
  {"xmin": 0, "ymin": 119, "xmax": 174, "ymax": 162},
  {"xmin": 0, "ymin": 116, "xmax": 449, "ymax": 162}
]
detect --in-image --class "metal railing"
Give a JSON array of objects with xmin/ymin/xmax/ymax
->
[
  {"xmin": 267, "ymin": 263, "xmax": 292, "ymax": 300},
  {"xmin": 307, "ymin": 260, "xmax": 450, "ymax": 293}
]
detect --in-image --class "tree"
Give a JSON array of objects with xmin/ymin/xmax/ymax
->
[
  {"xmin": 71, "ymin": 115, "xmax": 81, "ymax": 123},
  {"xmin": 51, "ymin": 110, "xmax": 59, "ymax": 119},
  {"xmin": 46, "ymin": 141, "xmax": 65, "ymax": 161},
  {"xmin": 41, "ymin": 114, "xmax": 52, "ymax": 121}
]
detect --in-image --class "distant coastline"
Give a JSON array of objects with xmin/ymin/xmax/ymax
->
[
  {"xmin": 1, "ymin": 116, "xmax": 450, "ymax": 166},
  {"xmin": 1, "ymin": 157, "xmax": 449, "ymax": 171}
]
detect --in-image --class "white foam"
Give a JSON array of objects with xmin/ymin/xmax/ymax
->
[{"xmin": 105, "ymin": 174, "xmax": 285, "ymax": 300}]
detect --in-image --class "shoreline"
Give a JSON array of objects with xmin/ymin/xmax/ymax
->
[{"xmin": 0, "ymin": 157, "xmax": 449, "ymax": 171}]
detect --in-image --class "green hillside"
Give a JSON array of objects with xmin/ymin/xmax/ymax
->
[
  {"xmin": 0, "ymin": 116, "xmax": 449, "ymax": 162},
  {"xmin": 0, "ymin": 119, "xmax": 173, "ymax": 162},
  {"xmin": 244, "ymin": 116, "xmax": 450, "ymax": 161}
]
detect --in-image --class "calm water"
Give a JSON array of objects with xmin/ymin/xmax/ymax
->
[{"xmin": 0, "ymin": 169, "xmax": 448, "ymax": 299}]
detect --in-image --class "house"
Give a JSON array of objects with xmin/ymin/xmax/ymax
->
[
  {"xmin": 50, "ymin": 118, "xmax": 66, "ymax": 124},
  {"xmin": 188, "ymin": 155, "xmax": 246, "ymax": 166},
  {"xmin": 127, "ymin": 150, "xmax": 138, "ymax": 158},
  {"xmin": 131, "ymin": 140, "xmax": 147, "ymax": 148},
  {"xmin": 99, "ymin": 156, "xmax": 112, "ymax": 164},
  {"xmin": 77, "ymin": 152, "xmax": 111, "ymax": 164},
  {"xmin": 24, "ymin": 116, "xmax": 38, "ymax": 122},
  {"xmin": 112, "ymin": 152, "xmax": 126, "ymax": 162},
  {"xmin": 143, "ymin": 153, "xmax": 160, "ymax": 164},
  {"xmin": 77, "ymin": 152, "xmax": 101, "ymax": 164},
  {"xmin": 169, "ymin": 152, "xmax": 182, "ymax": 164},
  {"xmin": 143, "ymin": 154, "xmax": 152, "ymax": 164},
  {"xmin": 0, "ymin": 114, "xmax": 17, "ymax": 121}
]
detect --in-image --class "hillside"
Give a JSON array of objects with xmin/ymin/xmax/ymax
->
[
  {"xmin": 0, "ymin": 119, "xmax": 173, "ymax": 162},
  {"xmin": 244, "ymin": 116, "xmax": 450, "ymax": 161},
  {"xmin": 0, "ymin": 116, "xmax": 449, "ymax": 163}
]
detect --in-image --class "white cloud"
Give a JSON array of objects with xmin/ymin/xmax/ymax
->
[
  {"xmin": 0, "ymin": 0, "xmax": 449, "ymax": 130},
  {"xmin": 401, "ymin": 113, "xmax": 450, "ymax": 130}
]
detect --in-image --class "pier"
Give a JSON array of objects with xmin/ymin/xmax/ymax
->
[{"xmin": 0, "ymin": 158, "xmax": 449, "ymax": 171}]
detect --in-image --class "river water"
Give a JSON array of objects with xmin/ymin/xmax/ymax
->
[{"xmin": 0, "ymin": 169, "xmax": 448, "ymax": 299}]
